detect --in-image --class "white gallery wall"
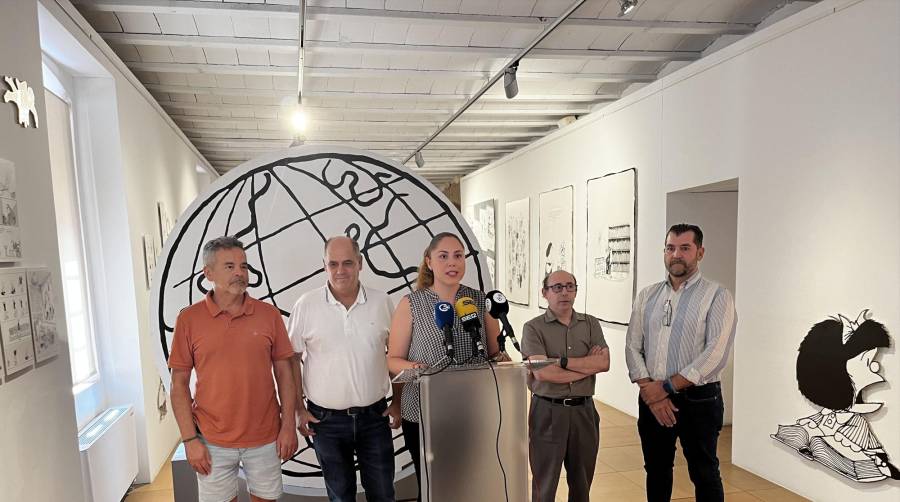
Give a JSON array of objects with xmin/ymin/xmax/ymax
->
[
  {"xmin": 0, "ymin": 0, "xmax": 212, "ymax": 495},
  {"xmin": 461, "ymin": 1, "xmax": 898, "ymax": 500},
  {"xmin": 38, "ymin": 0, "xmax": 215, "ymax": 483},
  {"xmin": 0, "ymin": 0, "xmax": 85, "ymax": 500}
]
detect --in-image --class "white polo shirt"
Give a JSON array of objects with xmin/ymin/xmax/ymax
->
[{"xmin": 287, "ymin": 283, "xmax": 394, "ymax": 410}]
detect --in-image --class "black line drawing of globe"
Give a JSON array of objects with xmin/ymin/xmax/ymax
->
[{"xmin": 150, "ymin": 146, "xmax": 491, "ymax": 495}]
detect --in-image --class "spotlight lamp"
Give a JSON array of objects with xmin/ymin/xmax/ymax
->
[
  {"xmin": 504, "ymin": 61, "xmax": 520, "ymax": 99},
  {"xmin": 619, "ymin": 0, "xmax": 637, "ymax": 17},
  {"xmin": 290, "ymin": 106, "xmax": 308, "ymax": 133},
  {"xmin": 415, "ymin": 151, "xmax": 425, "ymax": 168}
]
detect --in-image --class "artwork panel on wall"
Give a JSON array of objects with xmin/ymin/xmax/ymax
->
[
  {"xmin": 26, "ymin": 267, "xmax": 59, "ymax": 363},
  {"xmin": 504, "ymin": 197, "xmax": 530, "ymax": 305},
  {"xmin": 0, "ymin": 268, "xmax": 35, "ymax": 376},
  {"xmin": 0, "ymin": 158, "xmax": 22, "ymax": 262},
  {"xmin": 142, "ymin": 234, "xmax": 156, "ymax": 291},
  {"xmin": 585, "ymin": 168, "xmax": 637, "ymax": 325},
  {"xmin": 157, "ymin": 201, "xmax": 173, "ymax": 245},
  {"xmin": 472, "ymin": 199, "xmax": 497, "ymax": 283},
  {"xmin": 771, "ymin": 310, "xmax": 899, "ymax": 483},
  {"xmin": 538, "ymin": 186, "xmax": 574, "ymax": 309}
]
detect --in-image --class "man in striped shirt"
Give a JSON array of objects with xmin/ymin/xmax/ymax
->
[{"xmin": 625, "ymin": 224, "xmax": 737, "ymax": 502}]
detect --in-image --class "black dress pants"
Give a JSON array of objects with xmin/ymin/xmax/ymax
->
[{"xmin": 637, "ymin": 382, "xmax": 725, "ymax": 502}]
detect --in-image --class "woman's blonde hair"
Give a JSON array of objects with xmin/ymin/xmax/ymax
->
[{"xmin": 415, "ymin": 232, "xmax": 465, "ymax": 290}]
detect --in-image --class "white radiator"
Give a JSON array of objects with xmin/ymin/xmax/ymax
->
[{"xmin": 78, "ymin": 406, "xmax": 139, "ymax": 502}]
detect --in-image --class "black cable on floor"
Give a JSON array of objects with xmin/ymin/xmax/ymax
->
[{"xmin": 487, "ymin": 359, "xmax": 510, "ymax": 502}]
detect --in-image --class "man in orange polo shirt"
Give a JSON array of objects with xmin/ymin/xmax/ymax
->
[{"xmin": 169, "ymin": 236, "xmax": 297, "ymax": 502}]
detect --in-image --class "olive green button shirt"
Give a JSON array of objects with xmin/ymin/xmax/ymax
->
[{"xmin": 521, "ymin": 309, "xmax": 608, "ymax": 398}]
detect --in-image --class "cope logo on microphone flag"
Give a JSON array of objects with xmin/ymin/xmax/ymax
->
[
  {"xmin": 437, "ymin": 303, "xmax": 451, "ymax": 313},
  {"xmin": 486, "ymin": 292, "xmax": 507, "ymax": 310}
]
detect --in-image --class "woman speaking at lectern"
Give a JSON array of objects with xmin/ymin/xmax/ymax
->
[{"xmin": 387, "ymin": 231, "xmax": 506, "ymax": 494}]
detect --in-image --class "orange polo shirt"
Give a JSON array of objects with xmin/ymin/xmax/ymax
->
[{"xmin": 168, "ymin": 292, "xmax": 294, "ymax": 448}]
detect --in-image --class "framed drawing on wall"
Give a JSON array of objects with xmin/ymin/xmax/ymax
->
[
  {"xmin": 472, "ymin": 199, "xmax": 497, "ymax": 284},
  {"xmin": 504, "ymin": 197, "xmax": 530, "ymax": 306},
  {"xmin": 27, "ymin": 267, "xmax": 59, "ymax": 363},
  {"xmin": 0, "ymin": 159, "xmax": 22, "ymax": 262},
  {"xmin": 0, "ymin": 268, "xmax": 35, "ymax": 376},
  {"xmin": 585, "ymin": 168, "xmax": 637, "ymax": 325},
  {"xmin": 539, "ymin": 186, "xmax": 573, "ymax": 309}
]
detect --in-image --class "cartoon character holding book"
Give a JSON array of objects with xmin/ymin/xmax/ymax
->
[{"xmin": 772, "ymin": 310, "xmax": 899, "ymax": 482}]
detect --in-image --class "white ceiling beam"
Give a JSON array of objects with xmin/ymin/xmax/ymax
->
[
  {"xmin": 170, "ymin": 115, "xmax": 558, "ymax": 128},
  {"xmin": 104, "ymin": 32, "xmax": 698, "ymax": 62},
  {"xmin": 146, "ymin": 84, "xmax": 616, "ymax": 102},
  {"xmin": 191, "ymin": 138, "xmax": 528, "ymax": 148},
  {"xmin": 182, "ymin": 127, "xmax": 547, "ymax": 139},
  {"xmin": 76, "ymin": 1, "xmax": 755, "ymax": 35},
  {"xmin": 158, "ymin": 101, "xmax": 591, "ymax": 116},
  {"xmin": 306, "ymin": 41, "xmax": 699, "ymax": 61},
  {"xmin": 129, "ymin": 61, "xmax": 656, "ymax": 83},
  {"xmin": 197, "ymin": 146, "xmax": 517, "ymax": 155}
]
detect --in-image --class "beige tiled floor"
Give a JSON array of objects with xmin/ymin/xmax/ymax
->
[{"xmin": 126, "ymin": 401, "xmax": 809, "ymax": 502}]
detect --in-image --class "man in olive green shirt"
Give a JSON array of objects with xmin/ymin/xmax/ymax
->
[{"xmin": 522, "ymin": 270, "xmax": 611, "ymax": 502}]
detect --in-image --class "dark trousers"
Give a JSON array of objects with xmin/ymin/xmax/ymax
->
[
  {"xmin": 400, "ymin": 419, "xmax": 421, "ymax": 501},
  {"xmin": 637, "ymin": 382, "xmax": 725, "ymax": 502},
  {"xmin": 528, "ymin": 397, "xmax": 600, "ymax": 502},
  {"xmin": 308, "ymin": 399, "xmax": 396, "ymax": 502}
]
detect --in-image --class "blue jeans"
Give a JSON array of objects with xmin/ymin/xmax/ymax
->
[
  {"xmin": 308, "ymin": 399, "xmax": 396, "ymax": 502},
  {"xmin": 637, "ymin": 382, "xmax": 725, "ymax": 502}
]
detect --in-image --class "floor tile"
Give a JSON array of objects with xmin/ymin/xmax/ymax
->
[{"xmin": 749, "ymin": 487, "xmax": 811, "ymax": 501}]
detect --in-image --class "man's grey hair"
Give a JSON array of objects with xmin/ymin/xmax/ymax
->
[
  {"xmin": 323, "ymin": 235, "xmax": 362, "ymax": 260},
  {"xmin": 202, "ymin": 236, "xmax": 244, "ymax": 266}
]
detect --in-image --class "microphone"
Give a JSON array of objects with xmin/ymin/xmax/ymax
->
[
  {"xmin": 486, "ymin": 290, "xmax": 521, "ymax": 352},
  {"xmin": 454, "ymin": 297, "xmax": 485, "ymax": 356},
  {"xmin": 434, "ymin": 301, "xmax": 455, "ymax": 360}
]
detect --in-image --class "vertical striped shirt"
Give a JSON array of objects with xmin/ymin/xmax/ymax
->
[{"xmin": 625, "ymin": 272, "xmax": 737, "ymax": 385}]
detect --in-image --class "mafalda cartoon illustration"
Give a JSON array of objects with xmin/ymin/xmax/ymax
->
[{"xmin": 772, "ymin": 310, "xmax": 899, "ymax": 482}]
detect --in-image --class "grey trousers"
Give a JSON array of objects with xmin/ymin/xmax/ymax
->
[{"xmin": 528, "ymin": 396, "xmax": 600, "ymax": 502}]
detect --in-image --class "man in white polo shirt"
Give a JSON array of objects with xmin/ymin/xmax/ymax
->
[{"xmin": 288, "ymin": 235, "xmax": 400, "ymax": 502}]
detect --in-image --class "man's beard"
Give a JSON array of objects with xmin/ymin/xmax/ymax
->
[{"xmin": 667, "ymin": 261, "xmax": 691, "ymax": 277}]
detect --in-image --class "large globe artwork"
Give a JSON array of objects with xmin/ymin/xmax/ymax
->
[{"xmin": 150, "ymin": 146, "xmax": 492, "ymax": 494}]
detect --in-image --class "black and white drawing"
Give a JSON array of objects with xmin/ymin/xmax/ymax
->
[
  {"xmin": 471, "ymin": 199, "xmax": 497, "ymax": 283},
  {"xmin": 142, "ymin": 234, "xmax": 157, "ymax": 291},
  {"xmin": 538, "ymin": 186, "xmax": 573, "ymax": 308},
  {"xmin": 0, "ymin": 159, "xmax": 22, "ymax": 262},
  {"xmin": 157, "ymin": 201, "xmax": 173, "ymax": 245},
  {"xmin": 150, "ymin": 146, "xmax": 491, "ymax": 495},
  {"xmin": 585, "ymin": 169, "xmax": 637, "ymax": 325},
  {"xmin": 504, "ymin": 197, "xmax": 530, "ymax": 306},
  {"xmin": 0, "ymin": 269, "xmax": 34, "ymax": 376},
  {"xmin": 771, "ymin": 310, "xmax": 899, "ymax": 483},
  {"xmin": 27, "ymin": 268, "xmax": 59, "ymax": 363}
]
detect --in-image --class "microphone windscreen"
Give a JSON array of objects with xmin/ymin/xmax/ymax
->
[
  {"xmin": 485, "ymin": 290, "xmax": 510, "ymax": 318},
  {"xmin": 454, "ymin": 297, "xmax": 478, "ymax": 320},
  {"xmin": 434, "ymin": 301, "xmax": 455, "ymax": 329}
]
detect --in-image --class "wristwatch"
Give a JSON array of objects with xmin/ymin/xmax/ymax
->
[
  {"xmin": 560, "ymin": 356, "xmax": 569, "ymax": 369},
  {"xmin": 662, "ymin": 379, "xmax": 678, "ymax": 396}
]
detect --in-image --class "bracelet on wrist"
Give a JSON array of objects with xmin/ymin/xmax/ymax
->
[{"xmin": 182, "ymin": 435, "xmax": 200, "ymax": 443}]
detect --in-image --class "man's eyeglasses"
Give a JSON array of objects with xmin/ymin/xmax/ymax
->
[{"xmin": 546, "ymin": 282, "xmax": 578, "ymax": 293}]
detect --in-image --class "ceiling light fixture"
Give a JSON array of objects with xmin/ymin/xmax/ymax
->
[
  {"xmin": 504, "ymin": 61, "xmax": 520, "ymax": 99},
  {"xmin": 619, "ymin": 0, "xmax": 637, "ymax": 17},
  {"xmin": 292, "ymin": 0, "xmax": 307, "ymax": 143},
  {"xmin": 414, "ymin": 151, "xmax": 425, "ymax": 168}
]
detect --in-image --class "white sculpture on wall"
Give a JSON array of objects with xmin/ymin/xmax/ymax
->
[{"xmin": 3, "ymin": 76, "xmax": 39, "ymax": 128}]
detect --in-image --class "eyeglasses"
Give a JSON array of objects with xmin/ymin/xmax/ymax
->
[{"xmin": 546, "ymin": 282, "xmax": 578, "ymax": 293}]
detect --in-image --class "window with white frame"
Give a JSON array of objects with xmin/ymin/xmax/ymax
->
[{"xmin": 43, "ymin": 70, "xmax": 99, "ymax": 391}]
